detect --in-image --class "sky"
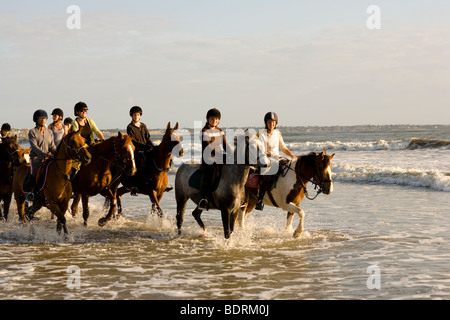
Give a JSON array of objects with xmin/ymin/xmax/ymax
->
[{"xmin": 1, "ymin": 0, "xmax": 449, "ymax": 129}]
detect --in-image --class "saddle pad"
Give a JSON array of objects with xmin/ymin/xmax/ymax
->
[
  {"xmin": 188, "ymin": 169, "xmax": 221, "ymax": 192},
  {"xmin": 245, "ymin": 172, "xmax": 260, "ymax": 189}
]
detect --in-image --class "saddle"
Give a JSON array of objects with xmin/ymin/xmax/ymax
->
[
  {"xmin": 22, "ymin": 160, "xmax": 51, "ymax": 193},
  {"xmin": 188, "ymin": 165, "xmax": 223, "ymax": 191},
  {"xmin": 245, "ymin": 158, "xmax": 291, "ymax": 190}
]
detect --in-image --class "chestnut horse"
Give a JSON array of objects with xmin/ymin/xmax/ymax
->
[
  {"xmin": 12, "ymin": 129, "xmax": 92, "ymax": 234},
  {"xmin": 0, "ymin": 135, "xmax": 30, "ymax": 221},
  {"xmin": 240, "ymin": 151, "xmax": 335, "ymax": 238},
  {"xmin": 116, "ymin": 122, "xmax": 183, "ymax": 217},
  {"xmin": 70, "ymin": 132, "xmax": 136, "ymax": 227}
]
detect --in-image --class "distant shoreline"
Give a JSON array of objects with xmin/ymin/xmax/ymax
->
[{"xmin": 10, "ymin": 124, "xmax": 450, "ymax": 144}]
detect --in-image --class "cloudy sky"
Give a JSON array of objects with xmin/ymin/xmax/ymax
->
[{"xmin": 1, "ymin": 0, "xmax": 449, "ymax": 129}]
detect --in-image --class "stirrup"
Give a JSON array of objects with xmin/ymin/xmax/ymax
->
[
  {"xmin": 130, "ymin": 187, "xmax": 138, "ymax": 196},
  {"xmin": 25, "ymin": 192, "xmax": 34, "ymax": 204},
  {"xmin": 255, "ymin": 200, "xmax": 264, "ymax": 211},
  {"xmin": 197, "ymin": 199, "xmax": 209, "ymax": 211}
]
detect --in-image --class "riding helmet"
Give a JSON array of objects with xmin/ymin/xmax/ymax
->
[
  {"xmin": 33, "ymin": 109, "xmax": 48, "ymax": 122},
  {"xmin": 51, "ymin": 108, "xmax": 64, "ymax": 118},
  {"xmin": 74, "ymin": 101, "xmax": 88, "ymax": 116},
  {"xmin": 264, "ymin": 112, "xmax": 278, "ymax": 123},
  {"xmin": 1, "ymin": 123, "xmax": 11, "ymax": 132},
  {"xmin": 130, "ymin": 106, "xmax": 143, "ymax": 116},
  {"xmin": 206, "ymin": 108, "xmax": 221, "ymax": 120}
]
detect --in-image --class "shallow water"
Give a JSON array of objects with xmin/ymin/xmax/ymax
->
[
  {"xmin": 2, "ymin": 125, "xmax": 449, "ymax": 300},
  {"xmin": 1, "ymin": 177, "xmax": 449, "ymax": 300}
]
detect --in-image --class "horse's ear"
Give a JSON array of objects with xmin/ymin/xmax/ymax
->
[
  {"xmin": 13, "ymin": 134, "xmax": 18, "ymax": 141},
  {"xmin": 174, "ymin": 122, "xmax": 179, "ymax": 130},
  {"xmin": 323, "ymin": 147, "xmax": 327, "ymax": 155},
  {"xmin": 68, "ymin": 126, "xmax": 74, "ymax": 135},
  {"xmin": 166, "ymin": 122, "xmax": 171, "ymax": 130},
  {"xmin": 118, "ymin": 131, "xmax": 123, "ymax": 138},
  {"xmin": 329, "ymin": 154, "xmax": 335, "ymax": 160}
]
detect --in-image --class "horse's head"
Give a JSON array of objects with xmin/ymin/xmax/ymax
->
[
  {"xmin": 1, "ymin": 135, "xmax": 26, "ymax": 166},
  {"xmin": 116, "ymin": 132, "xmax": 137, "ymax": 176},
  {"xmin": 64, "ymin": 129, "xmax": 92, "ymax": 165},
  {"xmin": 162, "ymin": 122, "xmax": 183, "ymax": 158},
  {"xmin": 313, "ymin": 150, "xmax": 335, "ymax": 195}
]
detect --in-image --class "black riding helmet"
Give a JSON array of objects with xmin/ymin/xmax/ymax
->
[
  {"xmin": 51, "ymin": 108, "xmax": 64, "ymax": 118},
  {"xmin": 1, "ymin": 123, "xmax": 11, "ymax": 132},
  {"xmin": 130, "ymin": 106, "xmax": 143, "ymax": 116},
  {"xmin": 33, "ymin": 109, "xmax": 48, "ymax": 123},
  {"xmin": 74, "ymin": 101, "xmax": 88, "ymax": 116},
  {"xmin": 206, "ymin": 108, "xmax": 221, "ymax": 120}
]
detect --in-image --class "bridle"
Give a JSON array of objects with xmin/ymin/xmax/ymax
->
[{"xmin": 283, "ymin": 156, "xmax": 333, "ymax": 200}]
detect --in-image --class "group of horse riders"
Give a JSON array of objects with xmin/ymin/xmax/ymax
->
[{"xmin": 1, "ymin": 103, "xmax": 296, "ymax": 213}]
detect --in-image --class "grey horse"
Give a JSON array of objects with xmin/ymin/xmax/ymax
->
[{"xmin": 175, "ymin": 163, "xmax": 251, "ymax": 239}]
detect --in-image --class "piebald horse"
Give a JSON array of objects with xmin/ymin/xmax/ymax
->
[{"xmin": 240, "ymin": 151, "xmax": 335, "ymax": 238}]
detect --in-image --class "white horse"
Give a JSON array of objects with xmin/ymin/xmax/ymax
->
[{"xmin": 239, "ymin": 151, "xmax": 335, "ymax": 238}]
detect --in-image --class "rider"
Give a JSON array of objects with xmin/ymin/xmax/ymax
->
[
  {"xmin": 198, "ymin": 108, "xmax": 229, "ymax": 211},
  {"xmin": 255, "ymin": 112, "xmax": 296, "ymax": 211},
  {"xmin": 71, "ymin": 102, "xmax": 105, "ymax": 146},
  {"xmin": 63, "ymin": 117, "xmax": 73, "ymax": 136},
  {"xmin": 48, "ymin": 108, "xmax": 65, "ymax": 147},
  {"xmin": 127, "ymin": 106, "xmax": 154, "ymax": 151},
  {"xmin": 126, "ymin": 106, "xmax": 155, "ymax": 196},
  {"xmin": 0, "ymin": 123, "xmax": 11, "ymax": 143},
  {"xmin": 25, "ymin": 110, "xmax": 57, "ymax": 202}
]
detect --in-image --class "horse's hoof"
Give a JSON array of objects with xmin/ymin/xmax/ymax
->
[
  {"xmin": 98, "ymin": 217, "xmax": 108, "ymax": 227},
  {"xmin": 293, "ymin": 230, "xmax": 303, "ymax": 238}
]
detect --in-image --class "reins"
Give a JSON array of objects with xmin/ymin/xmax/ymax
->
[{"xmin": 281, "ymin": 156, "xmax": 330, "ymax": 201}]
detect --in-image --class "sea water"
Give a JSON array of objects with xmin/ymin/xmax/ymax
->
[{"xmin": 0, "ymin": 125, "xmax": 449, "ymax": 299}]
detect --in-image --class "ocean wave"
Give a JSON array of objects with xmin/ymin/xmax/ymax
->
[
  {"xmin": 407, "ymin": 138, "xmax": 450, "ymax": 150},
  {"xmin": 288, "ymin": 138, "xmax": 450, "ymax": 152},
  {"xmin": 333, "ymin": 164, "xmax": 450, "ymax": 192}
]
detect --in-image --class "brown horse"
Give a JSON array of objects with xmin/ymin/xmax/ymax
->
[
  {"xmin": 0, "ymin": 136, "xmax": 30, "ymax": 221},
  {"xmin": 70, "ymin": 132, "xmax": 137, "ymax": 227},
  {"xmin": 12, "ymin": 129, "xmax": 92, "ymax": 234},
  {"xmin": 116, "ymin": 122, "xmax": 183, "ymax": 217},
  {"xmin": 240, "ymin": 151, "xmax": 335, "ymax": 238}
]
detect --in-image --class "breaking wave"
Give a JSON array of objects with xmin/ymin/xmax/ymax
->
[
  {"xmin": 333, "ymin": 164, "xmax": 450, "ymax": 192},
  {"xmin": 288, "ymin": 138, "xmax": 450, "ymax": 152}
]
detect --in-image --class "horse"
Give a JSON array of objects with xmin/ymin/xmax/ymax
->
[
  {"xmin": 12, "ymin": 129, "xmax": 92, "ymax": 234},
  {"xmin": 115, "ymin": 122, "xmax": 183, "ymax": 217},
  {"xmin": 175, "ymin": 163, "xmax": 251, "ymax": 239},
  {"xmin": 70, "ymin": 132, "xmax": 137, "ymax": 227},
  {"xmin": 239, "ymin": 151, "xmax": 335, "ymax": 238},
  {"xmin": 0, "ymin": 135, "xmax": 30, "ymax": 221}
]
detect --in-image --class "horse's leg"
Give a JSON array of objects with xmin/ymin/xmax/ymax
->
[
  {"xmin": 192, "ymin": 207, "xmax": 206, "ymax": 231},
  {"xmin": 81, "ymin": 194, "xmax": 90, "ymax": 226},
  {"xmin": 71, "ymin": 193, "xmax": 81, "ymax": 217},
  {"xmin": 4, "ymin": 194, "xmax": 12, "ymax": 221},
  {"xmin": 116, "ymin": 186, "xmax": 128, "ymax": 216},
  {"xmin": 16, "ymin": 195, "xmax": 26, "ymax": 223},
  {"xmin": 149, "ymin": 190, "xmax": 163, "ymax": 218},
  {"xmin": 230, "ymin": 207, "xmax": 240, "ymax": 234},
  {"xmin": 221, "ymin": 209, "xmax": 231, "ymax": 239},
  {"xmin": 175, "ymin": 194, "xmax": 188, "ymax": 235},
  {"xmin": 56, "ymin": 215, "xmax": 68, "ymax": 235},
  {"xmin": 286, "ymin": 212, "xmax": 295, "ymax": 231},
  {"xmin": 98, "ymin": 190, "xmax": 117, "ymax": 227},
  {"xmin": 293, "ymin": 209, "xmax": 305, "ymax": 238}
]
